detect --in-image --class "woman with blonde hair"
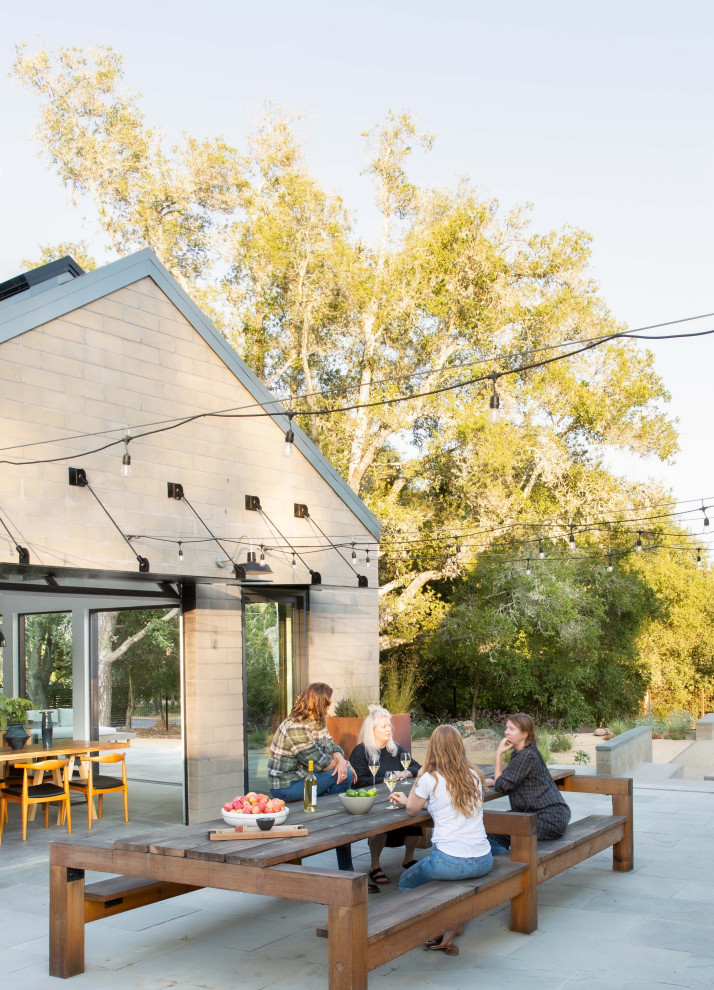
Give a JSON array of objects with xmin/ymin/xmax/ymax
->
[
  {"xmin": 349, "ymin": 705, "xmax": 421, "ymax": 887},
  {"xmin": 389, "ymin": 724, "xmax": 493, "ymax": 955}
]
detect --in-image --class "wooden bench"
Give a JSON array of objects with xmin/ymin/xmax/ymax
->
[
  {"xmin": 316, "ymin": 773, "xmax": 633, "ymax": 969},
  {"xmin": 317, "ymin": 808, "xmax": 539, "ymax": 972},
  {"xmin": 83, "ymin": 875, "xmax": 200, "ymax": 922}
]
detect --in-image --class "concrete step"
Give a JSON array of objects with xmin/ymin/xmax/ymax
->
[{"xmin": 632, "ymin": 762, "xmax": 683, "ymax": 782}]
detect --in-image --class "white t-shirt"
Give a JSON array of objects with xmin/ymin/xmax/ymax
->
[{"xmin": 414, "ymin": 770, "xmax": 491, "ymax": 858}]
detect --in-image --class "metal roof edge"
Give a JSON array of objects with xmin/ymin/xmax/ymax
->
[{"xmin": 0, "ymin": 249, "xmax": 381, "ymax": 540}]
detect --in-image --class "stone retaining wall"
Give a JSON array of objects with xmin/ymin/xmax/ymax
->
[{"xmin": 596, "ymin": 725, "xmax": 652, "ymax": 776}]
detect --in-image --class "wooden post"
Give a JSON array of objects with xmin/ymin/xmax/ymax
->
[
  {"xmin": 327, "ymin": 875, "xmax": 368, "ymax": 990},
  {"xmin": 507, "ymin": 819, "xmax": 538, "ymax": 933},
  {"xmin": 612, "ymin": 782, "xmax": 634, "ymax": 872},
  {"xmin": 49, "ymin": 863, "xmax": 86, "ymax": 978}
]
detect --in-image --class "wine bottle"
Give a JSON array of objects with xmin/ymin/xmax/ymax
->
[{"xmin": 304, "ymin": 760, "xmax": 317, "ymax": 813}]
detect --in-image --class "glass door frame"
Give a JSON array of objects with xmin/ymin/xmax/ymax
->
[{"xmin": 241, "ymin": 586, "xmax": 309, "ymax": 793}]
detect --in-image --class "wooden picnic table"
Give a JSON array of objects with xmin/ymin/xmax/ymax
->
[{"xmin": 49, "ymin": 768, "xmax": 576, "ymax": 989}]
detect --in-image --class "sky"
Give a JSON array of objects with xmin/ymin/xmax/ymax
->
[{"xmin": 1, "ymin": 0, "xmax": 713, "ymax": 529}]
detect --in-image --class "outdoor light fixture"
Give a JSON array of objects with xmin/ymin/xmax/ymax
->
[
  {"xmin": 351, "ymin": 543, "xmax": 357, "ymax": 561},
  {"xmin": 636, "ymin": 530, "xmax": 643, "ymax": 552},
  {"xmin": 0, "ymin": 506, "xmax": 31, "ymax": 565},
  {"xmin": 538, "ymin": 539, "xmax": 545, "ymax": 560},
  {"xmin": 167, "ymin": 481, "xmax": 235, "ymax": 572},
  {"xmin": 487, "ymin": 375, "xmax": 501, "ymax": 425},
  {"xmin": 608, "ymin": 550, "xmax": 614, "ymax": 573},
  {"xmin": 294, "ymin": 502, "xmax": 364, "ymax": 588},
  {"xmin": 178, "ymin": 541, "xmax": 184, "ymax": 562},
  {"xmin": 68, "ymin": 467, "xmax": 149, "ymax": 572},
  {"xmin": 526, "ymin": 558, "xmax": 531, "ymax": 576},
  {"xmin": 234, "ymin": 550, "xmax": 273, "ymax": 581},
  {"xmin": 282, "ymin": 412, "xmax": 295, "ymax": 457},
  {"xmin": 697, "ymin": 547, "xmax": 702, "ymax": 566},
  {"xmin": 702, "ymin": 505, "xmax": 710, "ymax": 528},
  {"xmin": 569, "ymin": 525, "xmax": 576, "ymax": 552},
  {"xmin": 365, "ymin": 550, "xmax": 371, "ymax": 568},
  {"xmin": 292, "ymin": 553, "xmax": 297, "ymax": 571},
  {"xmin": 121, "ymin": 429, "xmax": 132, "ymax": 477}
]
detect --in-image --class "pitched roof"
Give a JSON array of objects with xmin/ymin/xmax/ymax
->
[{"xmin": 0, "ymin": 248, "xmax": 379, "ymax": 539}]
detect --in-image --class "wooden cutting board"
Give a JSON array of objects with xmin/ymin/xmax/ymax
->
[{"xmin": 209, "ymin": 825, "xmax": 309, "ymax": 841}]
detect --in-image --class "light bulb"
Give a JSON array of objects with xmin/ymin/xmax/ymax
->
[
  {"xmin": 538, "ymin": 540, "xmax": 545, "ymax": 560},
  {"xmin": 526, "ymin": 558, "xmax": 531, "ymax": 576},
  {"xmin": 488, "ymin": 392, "xmax": 501, "ymax": 425},
  {"xmin": 178, "ymin": 542, "xmax": 184, "ymax": 562},
  {"xmin": 292, "ymin": 553, "xmax": 297, "ymax": 571},
  {"xmin": 260, "ymin": 546, "xmax": 265, "ymax": 562},
  {"xmin": 351, "ymin": 543, "xmax": 356, "ymax": 562},
  {"xmin": 283, "ymin": 414, "xmax": 295, "ymax": 457},
  {"xmin": 121, "ymin": 448, "xmax": 132, "ymax": 477},
  {"xmin": 697, "ymin": 548, "xmax": 702, "ymax": 566},
  {"xmin": 569, "ymin": 527, "xmax": 575, "ymax": 552},
  {"xmin": 608, "ymin": 552, "xmax": 613, "ymax": 573},
  {"xmin": 636, "ymin": 531, "xmax": 642, "ymax": 553}
]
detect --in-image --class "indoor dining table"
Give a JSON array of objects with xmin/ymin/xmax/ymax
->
[{"xmin": 0, "ymin": 738, "xmax": 130, "ymax": 820}]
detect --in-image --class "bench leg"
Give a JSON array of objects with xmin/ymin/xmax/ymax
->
[
  {"xmin": 328, "ymin": 900, "xmax": 367, "ymax": 990},
  {"xmin": 50, "ymin": 864, "xmax": 86, "ymax": 978},
  {"xmin": 612, "ymin": 791, "xmax": 634, "ymax": 871},
  {"xmin": 508, "ymin": 833, "xmax": 538, "ymax": 933}
]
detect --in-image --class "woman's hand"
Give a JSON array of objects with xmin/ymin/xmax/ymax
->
[
  {"xmin": 389, "ymin": 790, "xmax": 407, "ymax": 808},
  {"xmin": 495, "ymin": 737, "xmax": 513, "ymax": 757},
  {"xmin": 485, "ymin": 777, "xmax": 495, "ymax": 788}
]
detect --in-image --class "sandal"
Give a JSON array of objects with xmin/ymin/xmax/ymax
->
[
  {"xmin": 423, "ymin": 937, "xmax": 458, "ymax": 955},
  {"xmin": 402, "ymin": 859, "xmax": 418, "ymax": 869},
  {"xmin": 369, "ymin": 867, "xmax": 390, "ymax": 885},
  {"xmin": 368, "ymin": 881, "xmax": 381, "ymax": 893}
]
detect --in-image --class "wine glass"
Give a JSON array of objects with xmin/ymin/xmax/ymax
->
[
  {"xmin": 400, "ymin": 751, "xmax": 411, "ymax": 774},
  {"xmin": 384, "ymin": 770, "xmax": 397, "ymax": 809},
  {"xmin": 368, "ymin": 757, "xmax": 380, "ymax": 791}
]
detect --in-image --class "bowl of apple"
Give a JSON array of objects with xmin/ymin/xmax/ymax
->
[{"xmin": 221, "ymin": 791, "xmax": 289, "ymax": 827}]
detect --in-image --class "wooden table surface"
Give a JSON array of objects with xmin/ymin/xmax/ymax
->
[
  {"xmin": 0, "ymin": 739, "xmax": 129, "ymax": 765},
  {"xmin": 49, "ymin": 767, "xmax": 574, "ymax": 988}
]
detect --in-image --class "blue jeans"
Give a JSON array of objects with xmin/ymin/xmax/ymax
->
[
  {"xmin": 271, "ymin": 770, "xmax": 354, "ymax": 870},
  {"xmin": 398, "ymin": 845, "xmax": 493, "ymax": 890}
]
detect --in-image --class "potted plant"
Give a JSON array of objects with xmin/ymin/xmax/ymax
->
[{"xmin": 0, "ymin": 694, "xmax": 33, "ymax": 750}]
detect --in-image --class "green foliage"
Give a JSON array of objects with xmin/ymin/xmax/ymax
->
[
  {"xmin": 573, "ymin": 749, "xmax": 591, "ymax": 765},
  {"xmin": 536, "ymin": 736, "xmax": 553, "ymax": 764},
  {"xmin": 24, "ymin": 612, "xmax": 73, "ymax": 709},
  {"xmin": 0, "ymin": 694, "xmax": 32, "ymax": 729},
  {"xmin": 549, "ymin": 732, "xmax": 573, "ymax": 752},
  {"xmin": 608, "ymin": 718, "xmax": 635, "ymax": 736},
  {"xmin": 380, "ymin": 662, "xmax": 419, "ymax": 714},
  {"xmin": 424, "ymin": 552, "xmax": 649, "ymax": 725},
  {"xmin": 244, "ymin": 603, "xmax": 280, "ymax": 730},
  {"xmin": 662, "ymin": 708, "xmax": 694, "ymax": 739},
  {"xmin": 333, "ymin": 698, "xmax": 360, "ymax": 718}
]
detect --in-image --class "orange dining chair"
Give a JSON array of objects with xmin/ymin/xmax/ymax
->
[
  {"xmin": 0, "ymin": 759, "xmax": 71, "ymax": 842},
  {"xmin": 69, "ymin": 752, "xmax": 129, "ymax": 828}
]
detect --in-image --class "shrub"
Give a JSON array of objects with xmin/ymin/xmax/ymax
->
[
  {"xmin": 380, "ymin": 662, "xmax": 420, "ymax": 714},
  {"xmin": 550, "ymin": 732, "xmax": 573, "ymax": 752},
  {"xmin": 573, "ymin": 749, "xmax": 591, "ymax": 765},
  {"xmin": 663, "ymin": 709, "xmax": 694, "ymax": 739},
  {"xmin": 608, "ymin": 717, "xmax": 635, "ymax": 736},
  {"xmin": 536, "ymin": 736, "xmax": 553, "ymax": 764}
]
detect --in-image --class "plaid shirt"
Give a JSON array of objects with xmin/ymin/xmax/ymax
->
[
  {"xmin": 267, "ymin": 717, "xmax": 344, "ymax": 789},
  {"xmin": 494, "ymin": 742, "xmax": 570, "ymax": 837}
]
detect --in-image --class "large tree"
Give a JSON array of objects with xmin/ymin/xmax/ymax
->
[{"xmin": 14, "ymin": 44, "xmax": 679, "ymax": 663}]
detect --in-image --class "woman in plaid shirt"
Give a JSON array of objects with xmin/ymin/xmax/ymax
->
[
  {"xmin": 485, "ymin": 713, "xmax": 571, "ymax": 852},
  {"xmin": 267, "ymin": 682, "xmax": 357, "ymax": 869}
]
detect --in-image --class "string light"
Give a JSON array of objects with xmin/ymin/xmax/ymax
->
[
  {"xmin": 292, "ymin": 553, "xmax": 297, "ymax": 571},
  {"xmin": 703, "ymin": 504, "xmax": 710, "ymax": 529},
  {"xmin": 525, "ymin": 557, "xmax": 531, "ymax": 576},
  {"xmin": 351, "ymin": 542, "xmax": 357, "ymax": 562},
  {"xmin": 121, "ymin": 428, "xmax": 132, "ymax": 477},
  {"xmin": 365, "ymin": 549, "xmax": 371, "ymax": 568},
  {"xmin": 177, "ymin": 541, "xmax": 184, "ymax": 562},
  {"xmin": 260, "ymin": 545, "xmax": 266, "ymax": 562},
  {"xmin": 697, "ymin": 547, "xmax": 702, "ymax": 566},
  {"xmin": 569, "ymin": 525, "xmax": 576, "ymax": 552},
  {"xmin": 282, "ymin": 412, "xmax": 295, "ymax": 458},
  {"xmin": 538, "ymin": 539, "xmax": 545, "ymax": 560},
  {"xmin": 636, "ymin": 530, "xmax": 643, "ymax": 552},
  {"xmin": 487, "ymin": 375, "xmax": 501, "ymax": 425},
  {"xmin": 608, "ymin": 550, "xmax": 614, "ymax": 573}
]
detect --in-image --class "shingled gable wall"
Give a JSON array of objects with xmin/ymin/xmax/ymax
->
[{"xmin": 0, "ymin": 273, "xmax": 379, "ymax": 822}]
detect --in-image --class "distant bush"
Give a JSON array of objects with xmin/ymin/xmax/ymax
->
[
  {"xmin": 609, "ymin": 718, "xmax": 635, "ymax": 736},
  {"xmin": 550, "ymin": 732, "xmax": 574, "ymax": 752}
]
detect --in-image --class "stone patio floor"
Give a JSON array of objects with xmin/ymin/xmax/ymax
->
[{"xmin": 1, "ymin": 742, "xmax": 714, "ymax": 989}]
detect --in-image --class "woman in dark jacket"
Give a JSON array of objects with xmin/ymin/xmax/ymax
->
[
  {"xmin": 349, "ymin": 705, "xmax": 421, "ymax": 887},
  {"xmin": 485, "ymin": 712, "xmax": 570, "ymax": 852}
]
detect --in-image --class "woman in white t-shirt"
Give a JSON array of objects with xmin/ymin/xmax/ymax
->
[{"xmin": 389, "ymin": 723, "xmax": 493, "ymax": 955}]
